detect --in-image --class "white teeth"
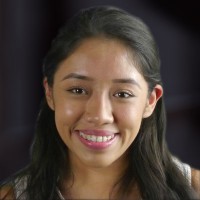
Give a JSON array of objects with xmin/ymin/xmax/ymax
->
[
  {"xmin": 107, "ymin": 136, "xmax": 112, "ymax": 140},
  {"xmin": 79, "ymin": 132, "xmax": 114, "ymax": 142},
  {"xmin": 86, "ymin": 135, "xmax": 91, "ymax": 140},
  {"xmin": 91, "ymin": 135, "xmax": 96, "ymax": 142},
  {"xmin": 102, "ymin": 136, "xmax": 107, "ymax": 142},
  {"xmin": 97, "ymin": 136, "xmax": 102, "ymax": 142}
]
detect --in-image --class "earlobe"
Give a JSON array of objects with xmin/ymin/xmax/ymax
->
[
  {"xmin": 143, "ymin": 84, "xmax": 163, "ymax": 118},
  {"xmin": 43, "ymin": 77, "xmax": 55, "ymax": 110}
]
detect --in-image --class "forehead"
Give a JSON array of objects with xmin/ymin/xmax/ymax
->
[{"xmin": 55, "ymin": 37, "xmax": 143, "ymax": 81}]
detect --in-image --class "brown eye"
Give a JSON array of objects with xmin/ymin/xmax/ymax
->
[
  {"xmin": 67, "ymin": 87, "xmax": 88, "ymax": 95},
  {"xmin": 114, "ymin": 91, "xmax": 134, "ymax": 98}
]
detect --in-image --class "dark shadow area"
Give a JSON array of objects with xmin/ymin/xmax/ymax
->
[{"xmin": 0, "ymin": 0, "xmax": 199, "ymax": 181}]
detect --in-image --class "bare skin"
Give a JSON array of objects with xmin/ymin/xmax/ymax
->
[
  {"xmin": 44, "ymin": 37, "xmax": 162, "ymax": 199},
  {"xmin": 192, "ymin": 168, "xmax": 200, "ymax": 198},
  {"xmin": 1, "ymin": 38, "xmax": 199, "ymax": 199},
  {"xmin": 0, "ymin": 186, "xmax": 14, "ymax": 200},
  {"xmin": 0, "ymin": 169, "xmax": 199, "ymax": 199}
]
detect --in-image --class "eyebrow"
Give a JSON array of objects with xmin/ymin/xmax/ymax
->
[
  {"xmin": 112, "ymin": 78, "xmax": 141, "ymax": 89},
  {"xmin": 61, "ymin": 73, "xmax": 141, "ymax": 89},
  {"xmin": 61, "ymin": 73, "xmax": 93, "ymax": 81}
]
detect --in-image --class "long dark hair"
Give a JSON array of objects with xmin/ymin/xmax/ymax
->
[{"xmin": 2, "ymin": 6, "xmax": 197, "ymax": 199}]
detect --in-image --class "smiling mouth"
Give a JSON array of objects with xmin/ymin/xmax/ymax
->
[{"xmin": 79, "ymin": 131, "xmax": 115, "ymax": 142}]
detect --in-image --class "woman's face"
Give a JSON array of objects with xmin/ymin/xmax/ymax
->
[{"xmin": 45, "ymin": 37, "xmax": 162, "ymax": 169}]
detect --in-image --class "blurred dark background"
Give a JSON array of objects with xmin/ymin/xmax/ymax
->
[{"xmin": 0, "ymin": 0, "xmax": 199, "ymax": 181}]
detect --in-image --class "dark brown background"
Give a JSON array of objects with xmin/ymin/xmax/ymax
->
[{"xmin": 0, "ymin": 0, "xmax": 200, "ymax": 182}]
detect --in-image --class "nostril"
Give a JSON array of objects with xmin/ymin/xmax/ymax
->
[{"xmin": 86, "ymin": 115, "xmax": 100, "ymax": 123}]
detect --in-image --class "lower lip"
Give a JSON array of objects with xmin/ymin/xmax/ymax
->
[{"xmin": 76, "ymin": 132, "xmax": 117, "ymax": 150}]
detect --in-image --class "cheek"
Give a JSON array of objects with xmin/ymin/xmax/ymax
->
[
  {"xmin": 54, "ymin": 100, "xmax": 83, "ymax": 135},
  {"xmin": 116, "ymin": 104, "xmax": 145, "ymax": 134},
  {"xmin": 120, "ymin": 111, "xmax": 142, "ymax": 131}
]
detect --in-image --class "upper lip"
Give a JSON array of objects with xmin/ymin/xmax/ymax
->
[{"xmin": 77, "ymin": 129, "xmax": 117, "ymax": 136}]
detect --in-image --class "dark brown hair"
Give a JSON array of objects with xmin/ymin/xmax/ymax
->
[{"xmin": 2, "ymin": 5, "xmax": 197, "ymax": 200}]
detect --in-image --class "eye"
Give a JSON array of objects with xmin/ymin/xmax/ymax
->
[
  {"xmin": 67, "ymin": 87, "xmax": 88, "ymax": 95},
  {"xmin": 114, "ymin": 91, "xmax": 134, "ymax": 98}
]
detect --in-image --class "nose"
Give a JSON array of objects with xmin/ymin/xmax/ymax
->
[{"xmin": 84, "ymin": 92, "xmax": 114, "ymax": 126}]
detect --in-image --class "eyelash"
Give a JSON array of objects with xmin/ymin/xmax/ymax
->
[
  {"xmin": 67, "ymin": 87, "xmax": 135, "ymax": 99},
  {"xmin": 67, "ymin": 87, "xmax": 88, "ymax": 95},
  {"xmin": 113, "ymin": 91, "xmax": 135, "ymax": 98}
]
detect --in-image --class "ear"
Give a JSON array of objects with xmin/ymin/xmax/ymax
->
[
  {"xmin": 43, "ymin": 77, "xmax": 55, "ymax": 110},
  {"xmin": 143, "ymin": 84, "xmax": 163, "ymax": 118}
]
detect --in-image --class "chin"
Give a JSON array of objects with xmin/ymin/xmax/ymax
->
[{"xmin": 82, "ymin": 158, "xmax": 116, "ymax": 169}]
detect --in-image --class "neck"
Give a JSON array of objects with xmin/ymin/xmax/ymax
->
[{"xmin": 60, "ymin": 153, "xmax": 128, "ymax": 199}]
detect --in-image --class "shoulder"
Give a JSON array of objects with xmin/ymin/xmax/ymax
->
[
  {"xmin": 191, "ymin": 168, "xmax": 200, "ymax": 197},
  {"xmin": 0, "ymin": 175, "xmax": 27, "ymax": 200},
  {"xmin": 0, "ymin": 185, "xmax": 15, "ymax": 200},
  {"xmin": 172, "ymin": 157, "xmax": 200, "ymax": 197}
]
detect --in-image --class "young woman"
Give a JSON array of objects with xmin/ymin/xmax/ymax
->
[{"xmin": 1, "ymin": 5, "xmax": 199, "ymax": 200}]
